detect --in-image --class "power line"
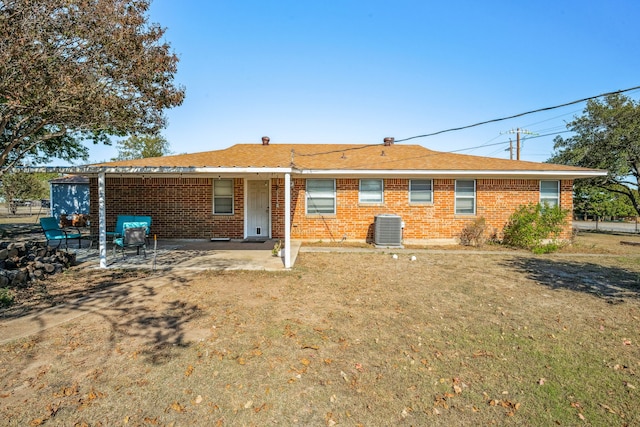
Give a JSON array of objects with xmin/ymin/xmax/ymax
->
[{"xmin": 395, "ymin": 85, "xmax": 640, "ymax": 143}]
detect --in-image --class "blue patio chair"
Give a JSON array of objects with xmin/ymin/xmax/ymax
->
[
  {"xmin": 113, "ymin": 222, "xmax": 147, "ymax": 259},
  {"xmin": 107, "ymin": 215, "xmax": 152, "ymax": 242},
  {"xmin": 40, "ymin": 217, "xmax": 82, "ymax": 249}
]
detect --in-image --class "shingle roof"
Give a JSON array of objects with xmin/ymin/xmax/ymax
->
[{"xmin": 96, "ymin": 143, "xmax": 601, "ymax": 175}]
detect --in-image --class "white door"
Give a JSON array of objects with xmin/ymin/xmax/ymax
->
[{"xmin": 247, "ymin": 180, "xmax": 270, "ymax": 238}]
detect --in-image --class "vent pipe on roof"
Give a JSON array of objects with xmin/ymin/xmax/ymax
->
[
  {"xmin": 383, "ymin": 137, "xmax": 394, "ymax": 146},
  {"xmin": 262, "ymin": 136, "xmax": 270, "ymax": 145}
]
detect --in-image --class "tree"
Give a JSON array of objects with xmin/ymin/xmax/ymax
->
[
  {"xmin": 549, "ymin": 94, "xmax": 640, "ymax": 216},
  {"xmin": 0, "ymin": 171, "xmax": 52, "ymax": 214},
  {"xmin": 0, "ymin": 0, "xmax": 185, "ymax": 175},
  {"xmin": 112, "ymin": 134, "xmax": 172, "ymax": 161},
  {"xmin": 573, "ymin": 185, "xmax": 636, "ymax": 221}
]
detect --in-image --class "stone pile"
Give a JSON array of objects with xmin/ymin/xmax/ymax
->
[{"xmin": 0, "ymin": 242, "xmax": 76, "ymax": 287}]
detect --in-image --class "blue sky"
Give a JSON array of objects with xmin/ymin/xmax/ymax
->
[{"xmin": 83, "ymin": 0, "xmax": 640, "ymax": 164}]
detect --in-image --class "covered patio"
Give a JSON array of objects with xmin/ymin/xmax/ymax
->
[{"xmin": 74, "ymin": 238, "xmax": 302, "ymax": 271}]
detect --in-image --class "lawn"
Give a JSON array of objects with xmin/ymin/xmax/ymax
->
[{"xmin": 1, "ymin": 232, "xmax": 640, "ymax": 425}]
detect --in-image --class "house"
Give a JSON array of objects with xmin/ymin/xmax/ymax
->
[
  {"xmin": 72, "ymin": 137, "xmax": 606, "ymax": 266},
  {"xmin": 45, "ymin": 137, "xmax": 605, "ymax": 268},
  {"xmin": 49, "ymin": 175, "xmax": 90, "ymax": 223}
]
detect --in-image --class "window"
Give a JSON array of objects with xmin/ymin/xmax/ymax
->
[
  {"xmin": 213, "ymin": 179, "xmax": 233, "ymax": 214},
  {"xmin": 540, "ymin": 180, "xmax": 560, "ymax": 207},
  {"xmin": 410, "ymin": 179, "xmax": 433, "ymax": 203},
  {"xmin": 455, "ymin": 180, "xmax": 475, "ymax": 214},
  {"xmin": 306, "ymin": 179, "xmax": 336, "ymax": 214},
  {"xmin": 359, "ymin": 179, "xmax": 383, "ymax": 203}
]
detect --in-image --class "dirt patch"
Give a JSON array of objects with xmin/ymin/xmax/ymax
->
[{"xmin": 1, "ymin": 232, "xmax": 640, "ymax": 425}]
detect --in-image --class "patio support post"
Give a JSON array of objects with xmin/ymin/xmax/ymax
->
[
  {"xmin": 284, "ymin": 172, "xmax": 291, "ymax": 268},
  {"xmin": 98, "ymin": 171, "xmax": 107, "ymax": 268}
]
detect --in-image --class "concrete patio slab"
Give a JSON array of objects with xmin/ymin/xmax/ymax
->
[{"xmin": 73, "ymin": 238, "xmax": 301, "ymax": 271}]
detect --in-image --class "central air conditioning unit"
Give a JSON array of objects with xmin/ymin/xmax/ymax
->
[{"xmin": 374, "ymin": 214, "xmax": 403, "ymax": 247}]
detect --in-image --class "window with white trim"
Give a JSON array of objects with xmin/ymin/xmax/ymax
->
[
  {"xmin": 213, "ymin": 179, "xmax": 233, "ymax": 214},
  {"xmin": 410, "ymin": 179, "xmax": 433, "ymax": 203},
  {"xmin": 306, "ymin": 179, "xmax": 336, "ymax": 214},
  {"xmin": 455, "ymin": 180, "xmax": 476, "ymax": 214},
  {"xmin": 359, "ymin": 179, "xmax": 383, "ymax": 203},
  {"xmin": 540, "ymin": 180, "xmax": 560, "ymax": 207}
]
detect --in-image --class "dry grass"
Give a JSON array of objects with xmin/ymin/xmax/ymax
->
[{"xmin": 1, "ymin": 233, "xmax": 640, "ymax": 425}]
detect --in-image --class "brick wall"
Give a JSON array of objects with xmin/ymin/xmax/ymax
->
[
  {"xmin": 89, "ymin": 177, "xmax": 245, "ymax": 239},
  {"xmin": 91, "ymin": 176, "xmax": 574, "ymax": 241},
  {"xmin": 288, "ymin": 178, "xmax": 574, "ymax": 241}
]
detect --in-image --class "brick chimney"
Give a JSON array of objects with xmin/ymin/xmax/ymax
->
[
  {"xmin": 262, "ymin": 136, "xmax": 270, "ymax": 145},
  {"xmin": 383, "ymin": 137, "xmax": 394, "ymax": 146}
]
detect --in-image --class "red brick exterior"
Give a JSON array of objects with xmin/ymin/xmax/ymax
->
[
  {"xmin": 89, "ymin": 177, "xmax": 245, "ymax": 239},
  {"xmin": 91, "ymin": 176, "xmax": 574, "ymax": 241},
  {"xmin": 286, "ymin": 178, "xmax": 573, "ymax": 241}
]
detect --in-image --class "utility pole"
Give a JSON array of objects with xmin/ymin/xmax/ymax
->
[
  {"xmin": 504, "ymin": 138, "xmax": 514, "ymax": 160},
  {"xmin": 506, "ymin": 128, "xmax": 535, "ymax": 160}
]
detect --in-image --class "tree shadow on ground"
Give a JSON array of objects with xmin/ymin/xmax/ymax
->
[
  {"xmin": 503, "ymin": 257, "xmax": 640, "ymax": 301},
  {"xmin": 3, "ymin": 270, "xmax": 202, "ymax": 367}
]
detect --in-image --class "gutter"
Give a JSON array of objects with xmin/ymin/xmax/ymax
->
[{"xmin": 21, "ymin": 166, "xmax": 607, "ymax": 180}]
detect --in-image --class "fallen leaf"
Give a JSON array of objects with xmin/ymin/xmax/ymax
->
[
  {"xmin": 578, "ymin": 413, "xmax": 585, "ymax": 420},
  {"xmin": 185, "ymin": 365, "xmax": 194, "ymax": 376},
  {"xmin": 453, "ymin": 385, "xmax": 462, "ymax": 394},
  {"xmin": 244, "ymin": 400, "xmax": 253, "ymax": 409},
  {"xmin": 169, "ymin": 401, "xmax": 186, "ymax": 413},
  {"xmin": 54, "ymin": 382, "xmax": 79, "ymax": 397},
  {"xmin": 300, "ymin": 358, "xmax": 310, "ymax": 366},
  {"xmin": 325, "ymin": 412, "xmax": 336, "ymax": 426},
  {"xmin": 324, "ymin": 358, "xmax": 333, "ymax": 364},
  {"xmin": 599, "ymin": 403, "xmax": 616, "ymax": 414},
  {"xmin": 237, "ymin": 358, "xmax": 246, "ymax": 365}
]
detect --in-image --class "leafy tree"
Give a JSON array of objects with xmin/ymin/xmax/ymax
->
[
  {"xmin": 0, "ymin": 0, "xmax": 185, "ymax": 175},
  {"xmin": 0, "ymin": 171, "xmax": 53, "ymax": 214},
  {"xmin": 574, "ymin": 185, "xmax": 636, "ymax": 220},
  {"xmin": 112, "ymin": 134, "xmax": 172, "ymax": 161},
  {"xmin": 549, "ymin": 94, "xmax": 640, "ymax": 216}
]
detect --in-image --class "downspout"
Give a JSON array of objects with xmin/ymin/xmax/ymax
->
[
  {"xmin": 98, "ymin": 171, "xmax": 107, "ymax": 268},
  {"xmin": 284, "ymin": 172, "xmax": 291, "ymax": 268}
]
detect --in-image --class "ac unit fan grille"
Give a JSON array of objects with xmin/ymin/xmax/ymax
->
[{"xmin": 374, "ymin": 214, "xmax": 402, "ymax": 247}]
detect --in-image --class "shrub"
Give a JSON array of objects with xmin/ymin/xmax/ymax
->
[
  {"xmin": 0, "ymin": 288, "xmax": 14, "ymax": 307},
  {"xmin": 502, "ymin": 203, "xmax": 568, "ymax": 253},
  {"xmin": 459, "ymin": 217, "xmax": 487, "ymax": 247}
]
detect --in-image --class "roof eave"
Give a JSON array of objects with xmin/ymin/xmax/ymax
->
[
  {"xmin": 21, "ymin": 166, "xmax": 294, "ymax": 175},
  {"xmin": 294, "ymin": 169, "xmax": 608, "ymax": 180},
  {"xmin": 20, "ymin": 166, "xmax": 607, "ymax": 180}
]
